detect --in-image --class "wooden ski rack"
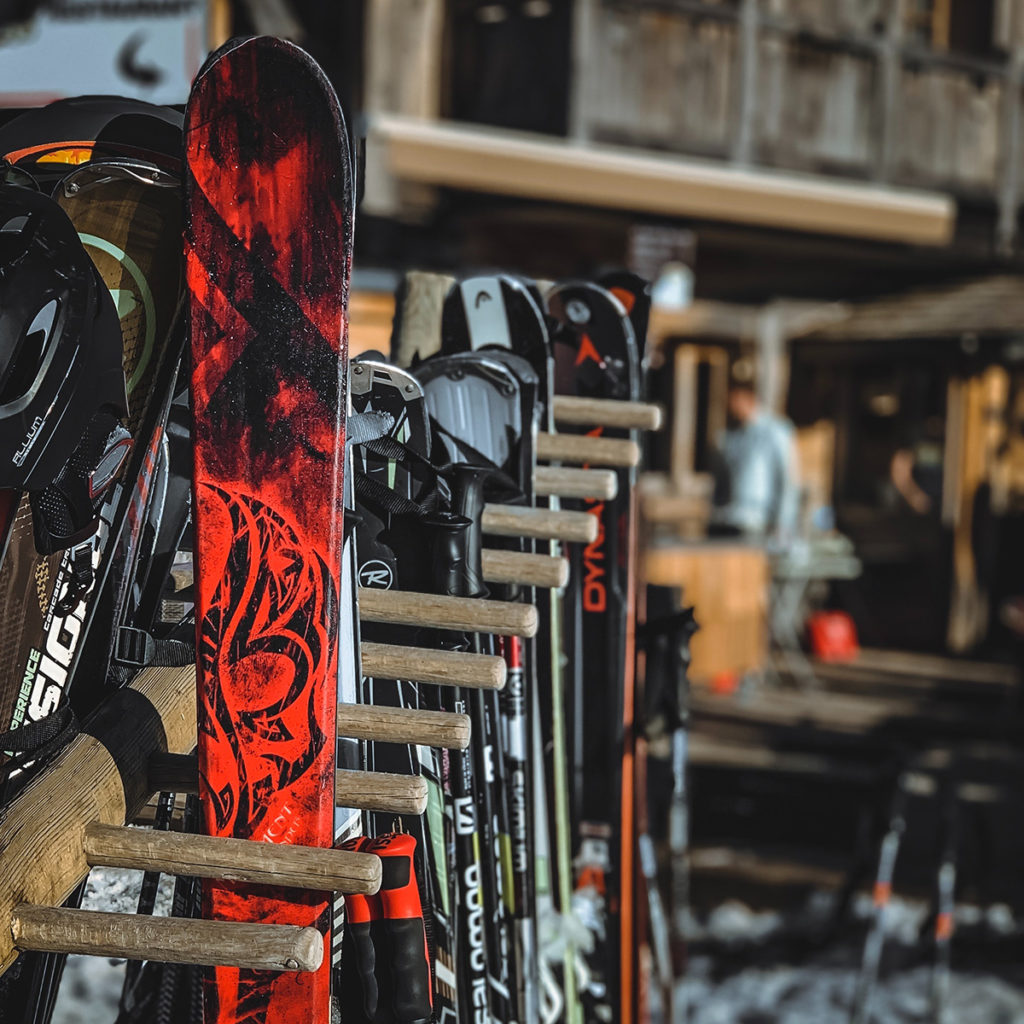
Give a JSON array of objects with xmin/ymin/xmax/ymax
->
[
  {"xmin": 336, "ymin": 769, "xmax": 428, "ymax": 815},
  {"xmin": 482, "ymin": 504, "xmax": 598, "ymax": 544},
  {"xmin": 336, "ymin": 703, "xmax": 472, "ymax": 749},
  {"xmin": 536, "ymin": 431, "xmax": 641, "ymax": 468},
  {"xmin": 0, "ymin": 665, "xmax": 381, "ymax": 976},
  {"xmin": 481, "ymin": 549, "xmax": 569, "ymax": 589},
  {"xmin": 147, "ymin": 754, "xmax": 430, "ymax": 816},
  {"xmin": 12, "ymin": 906, "xmax": 325, "ymax": 972},
  {"xmin": 551, "ymin": 395, "xmax": 664, "ymax": 431},
  {"xmin": 360, "ymin": 641, "xmax": 507, "ymax": 689},
  {"xmin": 358, "ymin": 587, "xmax": 539, "ymax": 637},
  {"xmin": 534, "ymin": 465, "xmax": 618, "ymax": 500}
]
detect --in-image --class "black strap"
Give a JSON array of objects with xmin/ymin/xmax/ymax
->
[
  {"xmin": 0, "ymin": 702, "xmax": 79, "ymax": 791},
  {"xmin": 53, "ymin": 542, "xmax": 94, "ymax": 616},
  {"xmin": 113, "ymin": 626, "xmax": 195, "ymax": 669}
]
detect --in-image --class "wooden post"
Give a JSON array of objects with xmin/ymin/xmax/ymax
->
[
  {"xmin": 12, "ymin": 905, "xmax": 323, "ymax": 972},
  {"xmin": 0, "ymin": 665, "xmax": 196, "ymax": 976},
  {"xmin": 82, "ymin": 824, "xmax": 381, "ymax": 893},
  {"xmin": 358, "ymin": 588, "xmax": 538, "ymax": 637}
]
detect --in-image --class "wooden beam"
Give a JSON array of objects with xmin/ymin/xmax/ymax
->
[{"xmin": 368, "ymin": 115, "xmax": 955, "ymax": 246}]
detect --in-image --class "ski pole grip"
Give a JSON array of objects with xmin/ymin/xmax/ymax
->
[
  {"xmin": 366, "ymin": 833, "xmax": 433, "ymax": 1024},
  {"xmin": 552, "ymin": 394, "xmax": 663, "ymax": 431},
  {"xmin": 339, "ymin": 837, "xmax": 381, "ymax": 1021},
  {"xmin": 438, "ymin": 465, "xmax": 492, "ymax": 599}
]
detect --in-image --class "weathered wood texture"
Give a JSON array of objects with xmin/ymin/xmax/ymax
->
[
  {"xmin": 0, "ymin": 664, "xmax": 196, "ymax": 976},
  {"xmin": 336, "ymin": 703, "xmax": 472, "ymax": 749},
  {"xmin": 537, "ymin": 431, "xmax": 641, "ymax": 467},
  {"xmin": 12, "ymin": 906, "xmax": 323, "ymax": 971},
  {"xmin": 335, "ymin": 770, "xmax": 428, "ymax": 815},
  {"xmin": 147, "ymin": 753, "xmax": 430, "ymax": 815},
  {"xmin": 358, "ymin": 587, "xmax": 538, "ymax": 637},
  {"xmin": 360, "ymin": 641, "xmax": 507, "ymax": 689},
  {"xmin": 534, "ymin": 466, "xmax": 618, "ymax": 501},
  {"xmin": 551, "ymin": 395, "xmax": 663, "ymax": 431},
  {"xmin": 481, "ymin": 503, "xmax": 599, "ymax": 544},
  {"xmin": 573, "ymin": 0, "xmax": 1008, "ymax": 197},
  {"xmin": 82, "ymin": 823, "xmax": 381, "ymax": 893},
  {"xmin": 481, "ymin": 548, "xmax": 570, "ymax": 588}
]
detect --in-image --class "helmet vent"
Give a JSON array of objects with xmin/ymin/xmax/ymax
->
[{"xmin": 0, "ymin": 299, "xmax": 57, "ymax": 404}]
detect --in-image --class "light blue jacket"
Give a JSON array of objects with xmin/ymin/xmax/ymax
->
[{"xmin": 712, "ymin": 412, "xmax": 800, "ymax": 539}]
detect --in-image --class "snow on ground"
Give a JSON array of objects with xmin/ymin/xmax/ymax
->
[
  {"xmin": 677, "ymin": 895, "xmax": 1024, "ymax": 1024},
  {"xmin": 51, "ymin": 866, "xmax": 175, "ymax": 1024}
]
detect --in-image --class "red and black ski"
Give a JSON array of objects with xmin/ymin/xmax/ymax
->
[{"xmin": 184, "ymin": 36, "xmax": 352, "ymax": 1024}]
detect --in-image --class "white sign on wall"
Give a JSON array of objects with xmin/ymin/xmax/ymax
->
[{"xmin": 0, "ymin": 0, "xmax": 208, "ymax": 108}]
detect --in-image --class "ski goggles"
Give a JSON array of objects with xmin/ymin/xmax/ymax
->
[{"xmin": 1, "ymin": 156, "xmax": 179, "ymax": 197}]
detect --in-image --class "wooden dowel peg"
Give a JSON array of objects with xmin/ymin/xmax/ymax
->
[
  {"xmin": 336, "ymin": 703, "xmax": 471, "ymax": 750},
  {"xmin": 481, "ymin": 549, "xmax": 569, "ymax": 589},
  {"xmin": 552, "ymin": 394, "xmax": 664, "ymax": 431},
  {"xmin": 81, "ymin": 823, "xmax": 382, "ymax": 894},
  {"xmin": 537, "ymin": 432, "xmax": 640, "ymax": 468},
  {"xmin": 11, "ymin": 905, "xmax": 323, "ymax": 972},
  {"xmin": 149, "ymin": 753, "xmax": 430, "ymax": 816},
  {"xmin": 335, "ymin": 770, "xmax": 428, "ymax": 815},
  {"xmin": 534, "ymin": 466, "xmax": 618, "ymax": 500},
  {"xmin": 482, "ymin": 504, "xmax": 597, "ymax": 544},
  {"xmin": 358, "ymin": 588, "xmax": 538, "ymax": 638},
  {"xmin": 360, "ymin": 642, "xmax": 506, "ymax": 690}
]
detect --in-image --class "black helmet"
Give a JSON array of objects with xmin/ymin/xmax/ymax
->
[{"xmin": 0, "ymin": 182, "xmax": 130, "ymax": 551}]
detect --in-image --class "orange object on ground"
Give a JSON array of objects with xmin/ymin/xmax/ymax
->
[{"xmin": 807, "ymin": 610, "xmax": 859, "ymax": 661}]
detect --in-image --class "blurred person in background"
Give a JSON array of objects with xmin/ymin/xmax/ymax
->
[{"xmin": 711, "ymin": 369, "xmax": 800, "ymax": 544}]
